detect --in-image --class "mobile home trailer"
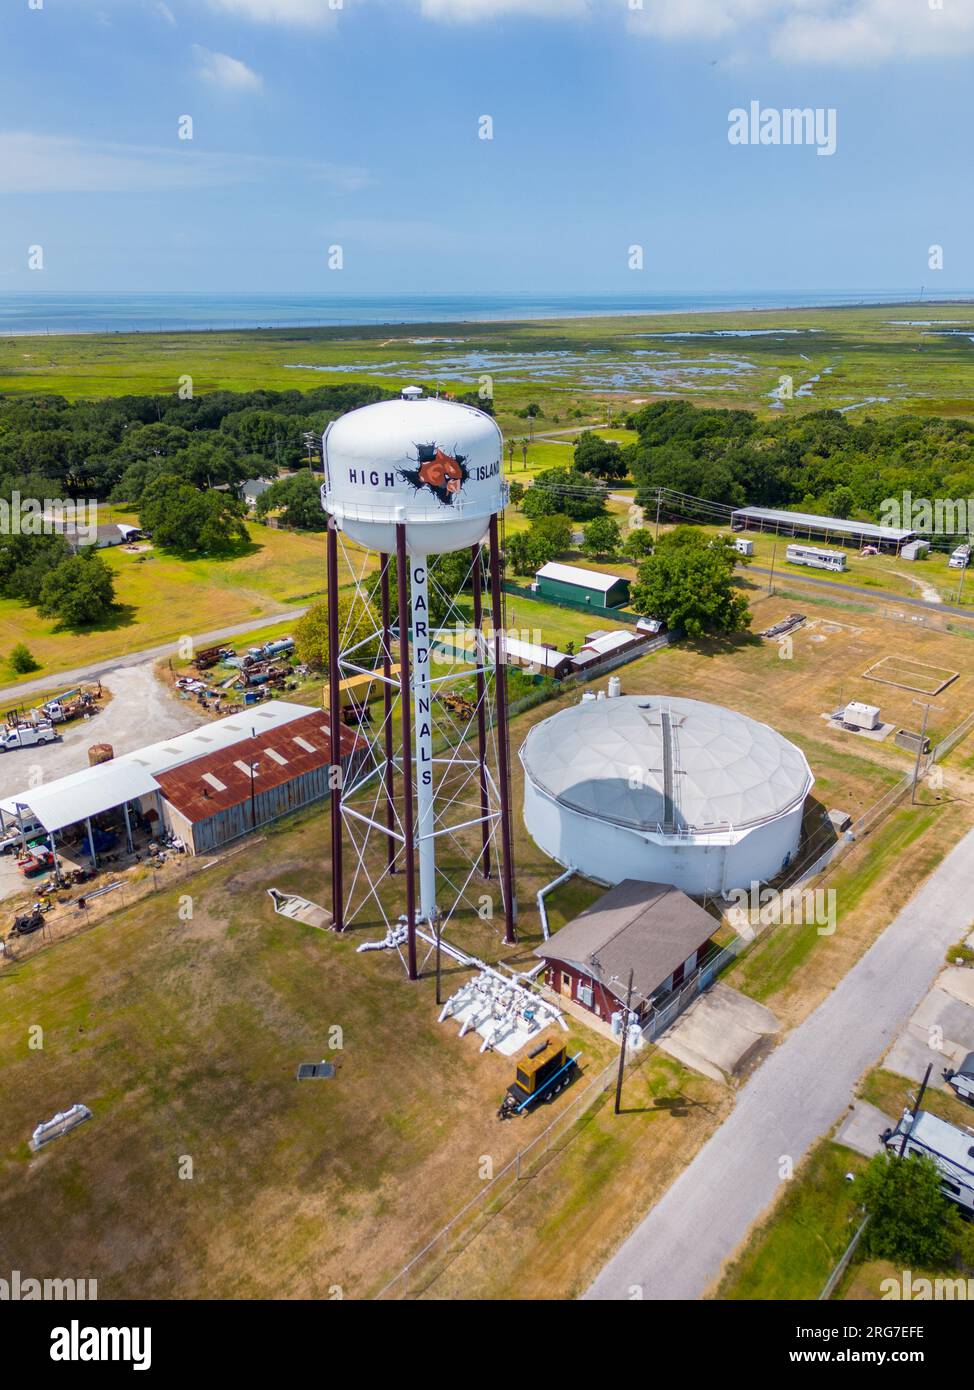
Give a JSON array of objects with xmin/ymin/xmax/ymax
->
[
  {"xmin": 785, "ymin": 544, "xmax": 847, "ymax": 573},
  {"xmin": 948, "ymin": 544, "xmax": 971, "ymax": 570},
  {"xmin": 882, "ymin": 1109, "xmax": 974, "ymax": 1215}
]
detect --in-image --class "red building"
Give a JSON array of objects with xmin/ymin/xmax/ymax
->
[{"xmin": 535, "ymin": 879, "xmax": 716, "ymax": 1023}]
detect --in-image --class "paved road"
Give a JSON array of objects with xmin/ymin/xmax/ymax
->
[
  {"xmin": 0, "ymin": 606, "xmax": 311, "ymax": 709},
  {"xmin": 586, "ymin": 823, "xmax": 974, "ymax": 1301}
]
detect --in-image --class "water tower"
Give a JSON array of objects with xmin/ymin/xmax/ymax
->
[{"xmin": 321, "ymin": 387, "xmax": 517, "ymax": 979}]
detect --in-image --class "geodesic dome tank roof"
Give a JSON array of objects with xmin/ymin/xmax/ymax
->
[{"xmin": 520, "ymin": 696, "xmax": 813, "ymax": 836}]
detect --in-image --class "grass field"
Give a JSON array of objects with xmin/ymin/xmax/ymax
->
[
  {"xmin": 0, "ymin": 521, "xmax": 343, "ymax": 688},
  {"xmin": 4, "ymin": 304, "xmax": 974, "ymax": 423}
]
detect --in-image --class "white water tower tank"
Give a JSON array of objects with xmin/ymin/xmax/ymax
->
[{"xmin": 322, "ymin": 387, "xmax": 506, "ymax": 556}]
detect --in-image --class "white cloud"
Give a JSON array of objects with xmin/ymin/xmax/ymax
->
[
  {"xmin": 203, "ymin": 0, "xmax": 339, "ymax": 25},
  {"xmin": 0, "ymin": 132, "xmax": 370, "ymax": 195},
  {"xmin": 155, "ymin": 1, "xmax": 176, "ymax": 23},
  {"xmin": 419, "ymin": 0, "xmax": 590, "ymax": 19},
  {"xmin": 416, "ymin": 0, "xmax": 974, "ymax": 64},
  {"xmin": 628, "ymin": 0, "xmax": 974, "ymax": 64},
  {"xmin": 193, "ymin": 46, "xmax": 264, "ymax": 92}
]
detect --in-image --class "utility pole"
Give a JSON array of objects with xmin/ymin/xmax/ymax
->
[
  {"xmin": 768, "ymin": 541, "xmax": 777, "ymax": 595},
  {"xmin": 654, "ymin": 487, "xmax": 662, "ymax": 542},
  {"xmin": 910, "ymin": 699, "xmax": 943, "ymax": 804},
  {"xmin": 614, "ymin": 968, "xmax": 635, "ymax": 1116}
]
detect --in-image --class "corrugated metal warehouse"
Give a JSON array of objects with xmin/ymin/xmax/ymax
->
[
  {"xmin": 535, "ymin": 562, "xmax": 631, "ymax": 609},
  {"xmin": 155, "ymin": 712, "xmax": 362, "ymax": 855}
]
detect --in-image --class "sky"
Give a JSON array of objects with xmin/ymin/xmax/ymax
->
[{"xmin": 0, "ymin": 0, "xmax": 972, "ymax": 295}]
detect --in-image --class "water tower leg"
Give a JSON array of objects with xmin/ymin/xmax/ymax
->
[
  {"xmin": 326, "ymin": 518, "xmax": 344, "ymax": 932},
  {"xmin": 471, "ymin": 543, "xmax": 491, "ymax": 879},
  {"xmin": 379, "ymin": 553, "xmax": 396, "ymax": 873},
  {"xmin": 488, "ymin": 515, "xmax": 517, "ymax": 945},
  {"xmin": 395, "ymin": 524, "xmax": 418, "ymax": 980}
]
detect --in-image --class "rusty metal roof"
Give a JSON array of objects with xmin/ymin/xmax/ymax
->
[{"xmin": 155, "ymin": 712, "xmax": 359, "ymax": 824}]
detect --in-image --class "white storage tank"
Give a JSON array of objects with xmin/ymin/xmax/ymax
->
[
  {"xmin": 322, "ymin": 388, "xmax": 506, "ymax": 556},
  {"xmin": 520, "ymin": 695, "xmax": 814, "ymax": 897}
]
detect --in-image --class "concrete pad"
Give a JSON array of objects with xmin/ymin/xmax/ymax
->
[
  {"xmin": 655, "ymin": 1035, "xmax": 725, "ymax": 1085},
  {"xmin": 909, "ymin": 988, "xmax": 974, "ymax": 1054},
  {"xmin": 835, "ymin": 1101, "xmax": 891, "ymax": 1159},
  {"xmin": 657, "ymin": 983, "xmax": 779, "ymax": 1080},
  {"xmin": 938, "ymin": 966, "xmax": 974, "ymax": 1007},
  {"xmin": 883, "ymin": 1031, "xmax": 958, "ymax": 1090}
]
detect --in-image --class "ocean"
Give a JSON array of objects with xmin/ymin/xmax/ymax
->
[{"xmin": 1, "ymin": 291, "xmax": 972, "ymax": 337}]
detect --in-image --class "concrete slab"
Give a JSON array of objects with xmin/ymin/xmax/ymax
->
[
  {"xmin": 657, "ymin": 983, "xmax": 779, "ymax": 1080},
  {"xmin": 835, "ymin": 1101, "xmax": 891, "ymax": 1159},
  {"xmin": 938, "ymin": 965, "xmax": 974, "ymax": 1008},
  {"xmin": 883, "ymin": 1031, "xmax": 958, "ymax": 1090},
  {"xmin": 909, "ymin": 988, "xmax": 974, "ymax": 1054}
]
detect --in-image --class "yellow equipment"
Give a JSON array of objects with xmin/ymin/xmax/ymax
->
[{"xmin": 498, "ymin": 1037, "xmax": 579, "ymax": 1119}]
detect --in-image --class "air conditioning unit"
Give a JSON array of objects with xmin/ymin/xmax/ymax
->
[{"xmin": 577, "ymin": 984, "xmax": 594, "ymax": 1008}]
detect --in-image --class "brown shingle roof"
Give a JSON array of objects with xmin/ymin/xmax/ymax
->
[
  {"xmin": 156, "ymin": 712, "xmax": 359, "ymax": 824},
  {"xmin": 535, "ymin": 879, "xmax": 716, "ymax": 1004}
]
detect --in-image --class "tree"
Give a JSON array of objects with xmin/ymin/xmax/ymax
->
[
  {"xmin": 582, "ymin": 517, "xmax": 621, "ymax": 559},
  {"xmin": 139, "ymin": 474, "xmax": 249, "ymax": 555},
  {"xmin": 855, "ymin": 1153, "xmax": 965, "ymax": 1268},
  {"xmin": 504, "ymin": 532, "xmax": 534, "ymax": 577},
  {"xmin": 630, "ymin": 528, "xmax": 749, "ymax": 639},
  {"xmin": 574, "ymin": 431, "xmax": 627, "ymax": 481},
  {"xmin": 295, "ymin": 595, "xmax": 377, "ymax": 673},
  {"xmin": 522, "ymin": 467, "xmax": 607, "ymax": 522},
  {"xmin": 256, "ymin": 472, "xmax": 327, "ymax": 531},
  {"xmin": 508, "ymin": 481, "xmax": 525, "ymax": 509},
  {"xmin": 9, "ymin": 643, "xmax": 39, "ymax": 674},
  {"xmin": 38, "ymin": 552, "xmax": 116, "ymax": 627},
  {"xmin": 623, "ymin": 527, "xmax": 654, "ymax": 561}
]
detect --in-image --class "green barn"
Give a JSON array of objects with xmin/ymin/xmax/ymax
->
[{"xmin": 535, "ymin": 561, "xmax": 631, "ymax": 610}]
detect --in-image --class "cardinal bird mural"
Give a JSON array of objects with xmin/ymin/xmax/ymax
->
[{"xmin": 399, "ymin": 443, "xmax": 469, "ymax": 507}]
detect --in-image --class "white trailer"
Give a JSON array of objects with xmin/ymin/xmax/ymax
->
[
  {"xmin": 948, "ymin": 544, "xmax": 971, "ymax": 570},
  {"xmin": 843, "ymin": 701, "xmax": 880, "ymax": 731},
  {"xmin": 882, "ymin": 1109, "xmax": 974, "ymax": 1215},
  {"xmin": 785, "ymin": 544, "xmax": 848, "ymax": 572},
  {"xmin": 734, "ymin": 537, "xmax": 754, "ymax": 557},
  {"xmin": 944, "ymin": 1053, "xmax": 974, "ymax": 1106}
]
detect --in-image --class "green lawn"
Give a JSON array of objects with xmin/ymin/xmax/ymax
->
[{"xmin": 717, "ymin": 1140, "xmax": 868, "ymax": 1300}]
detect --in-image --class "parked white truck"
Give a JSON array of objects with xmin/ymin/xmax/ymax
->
[{"xmin": 0, "ymin": 723, "xmax": 57, "ymax": 752}]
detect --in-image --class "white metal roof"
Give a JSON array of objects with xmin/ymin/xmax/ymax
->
[
  {"xmin": 535, "ymin": 562, "xmax": 626, "ymax": 593},
  {"xmin": 907, "ymin": 1111, "xmax": 974, "ymax": 1181},
  {"xmin": 1, "ymin": 760, "xmax": 161, "ymax": 833},
  {"xmin": 0, "ymin": 701, "xmax": 318, "ymax": 834},
  {"xmin": 119, "ymin": 700, "xmax": 317, "ymax": 777},
  {"xmin": 520, "ymin": 695, "xmax": 813, "ymax": 835},
  {"xmin": 503, "ymin": 637, "xmax": 570, "ymax": 670},
  {"xmin": 732, "ymin": 506, "xmax": 915, "ymax": 543},
  {"xmin": 579, "ymin": 630, "xmax": 637, "ymax": 657}
]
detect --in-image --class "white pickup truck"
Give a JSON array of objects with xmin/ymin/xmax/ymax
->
[{"xmin": 0, "ymin": 723, "xmax": 57, "ymax": 752}]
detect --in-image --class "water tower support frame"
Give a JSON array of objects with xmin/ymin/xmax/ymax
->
[
  {"xmin": 489, "ymin": 514, "xmax": 517, "ymax": 945},
  {"xmin": 327, "ymin": 518, "xmax": 345, "ymax": 933}
]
